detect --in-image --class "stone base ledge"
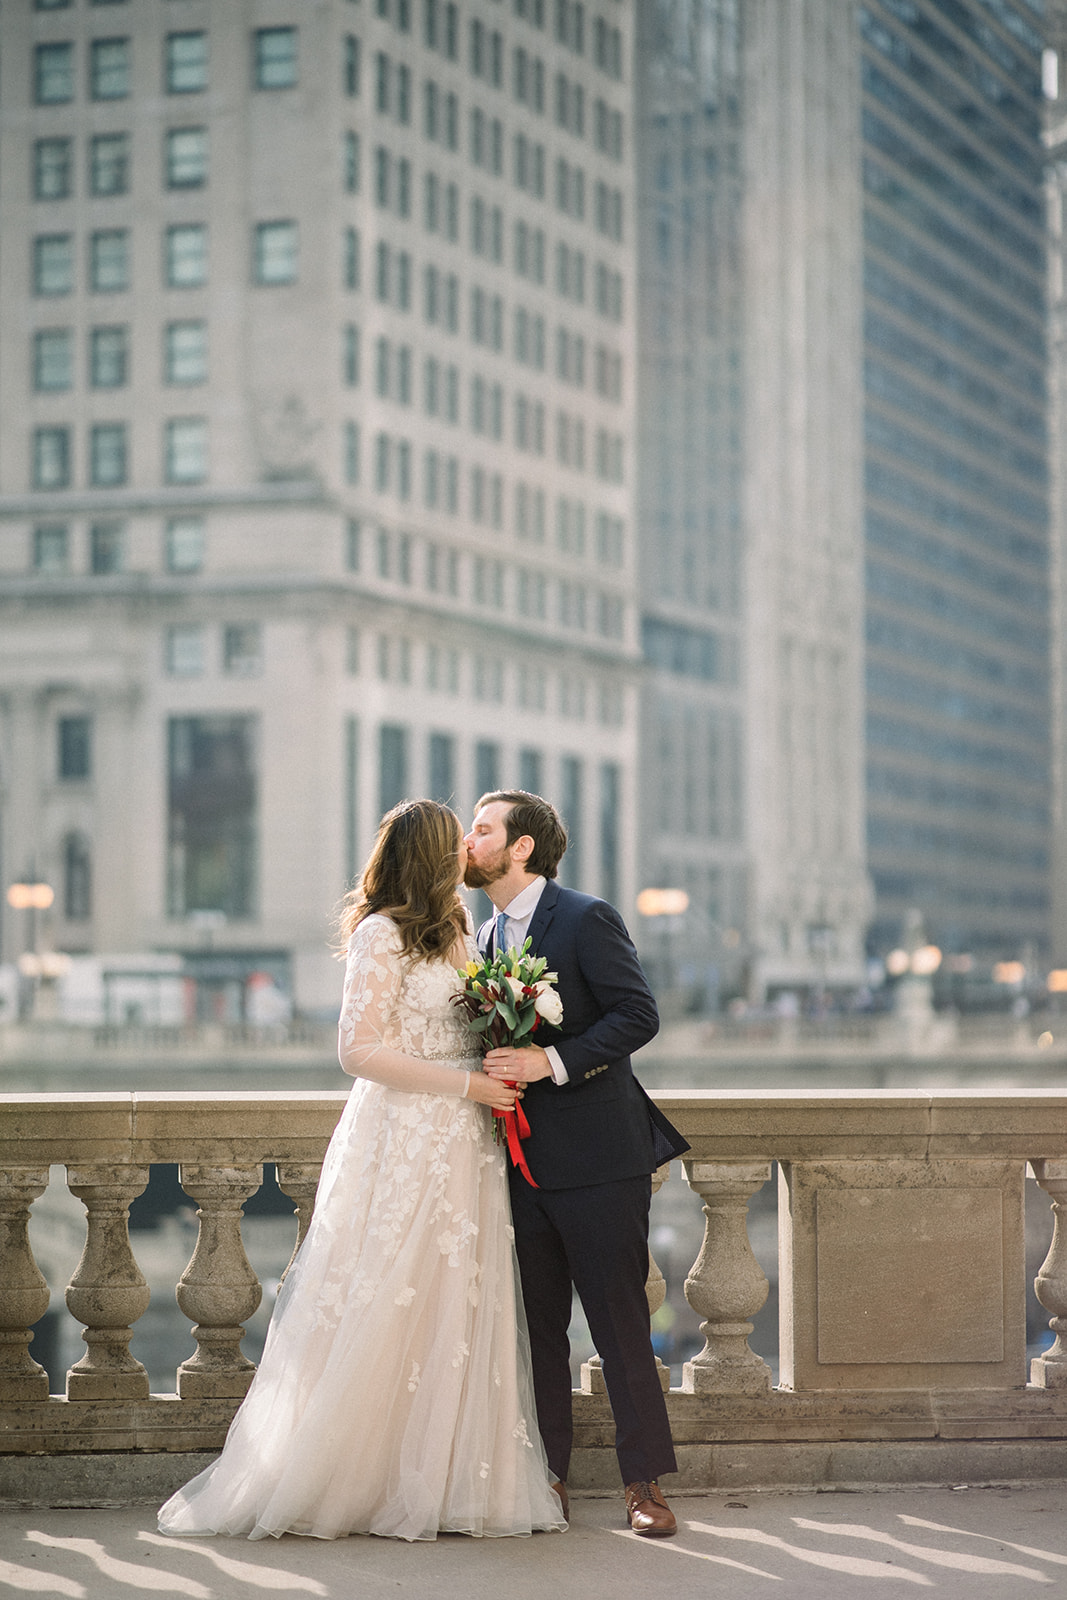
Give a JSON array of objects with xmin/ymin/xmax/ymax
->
[
  {"xmin": 4, "ymin": 1387, "xmax": 1067, "ymax": 1473},
  {"xmin": 4, "ymin": 1439, "xmax": 1067, "ymax": 1509}
]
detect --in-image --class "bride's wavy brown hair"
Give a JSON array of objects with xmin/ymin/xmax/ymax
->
[{"xmin": 339, "ymin": 799, "xmax": 468, "ymax": 962}]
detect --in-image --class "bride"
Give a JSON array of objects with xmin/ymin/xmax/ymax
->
[{"xmin": 158, "ymin": 799, "xmax": 567, "ymax": 1542}]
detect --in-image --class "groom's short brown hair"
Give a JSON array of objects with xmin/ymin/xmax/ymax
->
[{"xmin": 474, "ymin": 790, "xmax": 568, "ymax": 880}]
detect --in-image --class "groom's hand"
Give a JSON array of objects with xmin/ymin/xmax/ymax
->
[{"xmin": 484, "ymin": 1045, "xmax": 553, "ymax": 1082}]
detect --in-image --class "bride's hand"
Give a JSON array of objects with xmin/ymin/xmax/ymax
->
[{"xmin": 465, "ymin": 1074, "xmax": 520, "ymax": 1112}]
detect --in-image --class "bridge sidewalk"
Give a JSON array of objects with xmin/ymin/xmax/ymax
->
[{"xmin": 2, "ymin": 1484, "xmax": 1066, "ymax": 1598}]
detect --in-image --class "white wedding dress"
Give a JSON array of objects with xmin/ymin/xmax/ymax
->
[{"xmin": 158, "ymin": 915, "xmax": 565, "ymax": 1542}]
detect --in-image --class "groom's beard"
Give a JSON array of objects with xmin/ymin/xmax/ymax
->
[{"xmin": 463, "ymin": 846, "xmax": 511, "ymax": 890}]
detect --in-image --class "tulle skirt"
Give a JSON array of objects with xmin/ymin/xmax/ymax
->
[{"xmin": 158, "ymin": 1071, "xmax": 565, "ymax": 1542}]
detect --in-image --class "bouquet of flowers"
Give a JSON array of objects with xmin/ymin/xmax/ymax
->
[{"xmin": 453, "ymin": 937, "xmax": 563, "ymax": 1185}]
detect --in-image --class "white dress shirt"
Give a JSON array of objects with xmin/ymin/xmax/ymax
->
[{"xmin": 484, "ymin": 876, "xmax": 569, "ymax": 1086}]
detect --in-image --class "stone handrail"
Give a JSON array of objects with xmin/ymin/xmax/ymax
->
[{"xmin": 2, "ymin": 1089, "xmax": 1067, "ymax": 1490}]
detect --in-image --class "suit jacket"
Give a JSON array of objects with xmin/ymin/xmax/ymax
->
[{"xmin": 481, "ymin": 879, "xmax": 689, "ymax": 1190}]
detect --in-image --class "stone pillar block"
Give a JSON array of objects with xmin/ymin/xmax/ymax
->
[{"xmin": 778, "ymin": 1158, "xmax": 1026, "ymax": 1392}]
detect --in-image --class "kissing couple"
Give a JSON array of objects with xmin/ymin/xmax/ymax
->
[{"xmin": 159, "ymin": 789, "xmax": 688, "ymax": 1543}]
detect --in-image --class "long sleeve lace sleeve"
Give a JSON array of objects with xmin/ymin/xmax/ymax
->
[{"xmin": 337, "ymin": 917, "xmax": 471, "ymax": 1097}]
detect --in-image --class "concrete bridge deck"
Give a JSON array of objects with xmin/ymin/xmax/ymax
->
[{"xmin": 2, "ymin": 1485, "xmax": 1066, "ymax": 1599}]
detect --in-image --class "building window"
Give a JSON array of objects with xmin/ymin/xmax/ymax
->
[
  {"xmin": 379, "ymin": 724, "xmax": 409, "ymax": 816},
  {"xmin": 89, "ymin": 132, "xmax": 130, "ymax": 196},
  {"xmin": 90, "ymin": 36, "xmax": 130, "ymax": 99},
  {"xmin": 166, "ymin": 516, "xmax": 204, "ymax": 573},
  {"xmin": 253, "ymin": 221, "xmax": 298, "ymax": 285},
  {"xmin": 165, "ymin": 417, "xmax": 207, "ymax": 483},
  {"xmin": 36, "ymin": 43, "xmax": 74, "ymax": 105},
  {"xmin": 428, "ymin": 732, "xmax": 455, "ymax": 804},
  {"xmin": 165, "ymin": 624, "xmax": 204, "ymax": 676},
  {"xmin": 32, "ymin": 427, "xmax": 71, "ymax": 490},
  {"xmin": 560, "ymin": 756, "xmax": 582, "ymax": 887},
  {"xmin": 90, "ymin": 324, "xmax": 129, "ymax": 388},
  {"xmin": 89, "ymin": 424, "xmax": 127, "ymax": 487},
  {"xmin": 223, "ymin": 623, "xmax": 262, "ymax": 676},
  {"xmin": 344, "ymin": 324, "xmax": 360, "ymax": 387},
  {"xmin": 167, "ymin": 715, "xmax": 258, "ymax": 917},
  {"xmin": 33, "ymin": 524, "xmax": 69, "ymax": 573},
  {"xmin": 165, "ymin": 31, "xmax": 207, "ymax": 93},
  {"xmin": 33, "ymin": 329, "xmax": 72, "ymax": 392},
  {"xmin": 64, "ymin": 834, "xmax": 92, "ymax": 922},
  {"xmin": 344, "ymin": 33, "xmax": 361, "ymax": 95},
  {"xmin": 344, "ymin": 518, "xmax": 362, "ymax": 573},
  {"xmin": 254, "ymin": 27, "xmax": 298, "ymax": 89},
  {"xmin": 89, "ymin": 519, "xmax": 125, "ymax": 571},
  {"xmin": 475, "ymin": 740, "xmax": 501, "ymax": 792},
  {"xmin": 343, "ymin": 226, "xmax": 361, "ymax": 289},
  {"xmin": 165, "ymin": 224, "xmax": 207, "ymax": 287},
  {"xmin": 90, "ymin": 229, "xmax": 129, "ymax": 292},
  {"xmin": 33, "ymin": 138, "xmax": 72, "ymax": 200},
  {"xmin": 164, "ymin": 320, "xmax": 207, "ymax": 384},
  {"xmin": 58, "ymin": 716, "xmax": 92, "ymax": 780},
  {"xmin": 342, "ymin": 420, "xmax": 361, "ymax": 485},
  {"xmin": 166, "ymin": 127, "xmax": 208, "ymax": 188},
  {"xmin": 34, "ymin": 235, "xmax": 73, "ymax": 296},
  {"xmin": 344, "ymin": 130, "xmax": 361, "ymax": 193}
]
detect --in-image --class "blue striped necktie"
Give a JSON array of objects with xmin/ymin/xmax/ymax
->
[{"xmin": 494, "ymin": 911, "xmax": 509, "ymax": 959}]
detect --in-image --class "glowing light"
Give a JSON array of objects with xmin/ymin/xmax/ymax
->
[
  {"xmin": 911, "ymin": 944, "xmax": 942, "ymax": 977},
  {"xmin": 885, "ymin": 949, "xmax": 909, "ymax": 977},
  {"xmin": 7, "ymin": 882, "xmax": 54, "ymax": 911},
  {"xmin": 993, "ymin": 961, "xmax": 1025, "ymax": 985},
  {"xmin": 1048, "ymin": 970, "xmax": 1067, "ymax": 993},
  {"xmin": 1038, "ymin": 1031, "xmax": 1055, "ymax": 1049},
  {"xmin": 636, "ymin": 888, "xmax": 689, "ymax": 917}
]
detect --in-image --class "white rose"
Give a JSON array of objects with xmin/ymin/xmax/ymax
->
[
  {"xmin": 533, "ymin": 984, "xmax": 563, "ymax": 1025},
  {"xmin": 505, "ymin": 975, "xmax": 526, "ymax": 1000}
]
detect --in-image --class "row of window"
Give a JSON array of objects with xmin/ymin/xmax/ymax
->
[
  {"xmin": 31, "ymin": 222, "xmax": 302, "ymax": 295},
  {"xmin": 24, "ymin": 496, "xmax": 624, "ymax": 582},
  {"xmin": 32, "ymin": 127, "xmax": 203, "ymax": 199},
  {"xmin": 29, "ymin": 220, "xmax": 626, "ymax": 328},
  {"xmin": 376, "ymin": 0, "xmax": 625, "ymax": 82},
  {"xmin": 31, "ymin": 516, "xmax": 205, "ymax": 576},
  {"xmin": 32, "ymin": 29, "xmax": 304, "ymax": 103},
  {"xmin": 32, "ymin": 321, "xmax": 204, "ymax": 390},
  {"xmin": 31, "ymin": 419, "xmax": 205, "ymax": 490},
  {"xmin": 343, "ymin": 412, "xmax": 624, "ymax": 502}
]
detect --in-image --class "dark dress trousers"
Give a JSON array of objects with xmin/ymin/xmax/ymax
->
[{"xmin": 483, "ymin": 879, "xmax": 689, "ymax": 1485}]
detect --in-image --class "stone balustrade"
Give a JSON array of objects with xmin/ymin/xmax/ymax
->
[{"xmin": 2, "ymin": 1088, "xmax": 1067, "ymax": 1497}]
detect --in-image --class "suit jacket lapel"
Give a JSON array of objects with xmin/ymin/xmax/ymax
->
[{"xmin": 526, "ymin": 878, "xmax": 560, "ymax": 955}]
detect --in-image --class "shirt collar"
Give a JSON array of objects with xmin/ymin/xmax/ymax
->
[{"xmin": 500, "ymin": 876, "xmax": 547, "ymax": 921}]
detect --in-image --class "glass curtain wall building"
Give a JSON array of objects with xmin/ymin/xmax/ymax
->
[
  {"xmin": 861, "ymin": 0, "xmax": 1050, "ymax": 967},
  {"xmin": 634, "ymin": 0, "xmax": 1051, "ymax": 1005}
]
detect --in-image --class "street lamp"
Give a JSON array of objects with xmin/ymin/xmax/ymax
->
[
  {"xmin": 636, "ymin": 888, "xmax": 690, "ymax": 1005},
  {"xmin": 6, "ymin": 878, "xmax": 55, "ymax": 1021}
]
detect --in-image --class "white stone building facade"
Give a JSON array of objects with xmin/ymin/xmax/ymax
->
[{"xmin": 0, "ymin": 0, "xmax": 641, "ymax": 1016}]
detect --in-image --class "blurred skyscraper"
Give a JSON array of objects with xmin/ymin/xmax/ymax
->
[
  {"xmin": 0, "ymin": 0, "xmax": 640, "ymax": 1016},
  {"xmin": 634, "ymin": 0, "xmax": 1050, "ymax": 1005}
]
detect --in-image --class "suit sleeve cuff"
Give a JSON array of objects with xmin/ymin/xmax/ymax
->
[{"xmin": 545, "ymin": 1045, "xmax": 569, "ymax": 1085}]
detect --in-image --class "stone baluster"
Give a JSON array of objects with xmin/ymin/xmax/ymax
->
[
  {"xmin": 1030, "ymin": 1159, "xmax": 1067, "ymax": 1389},
  {"xmin": 175, "ymin": 1165, "xmax": 263, "ymax": 1398},
  {"xmin": 682, "ymin": 1160, "xmax": 773, "ymax": 1395},
  {"xmin": 0, "ymin": 1168, "xmax": 52, "ymax": 1401},
  {"xmin": 581, "ymin": 1163, "xmax": 672, "ymax": 1395},
  {"xmin": 65, "ymin": 1165, "xmax": 151, "ymax": 1400},
  {"xmin": 275, "ymin": 1161, "xmax": 323, "ymax": 1284}
]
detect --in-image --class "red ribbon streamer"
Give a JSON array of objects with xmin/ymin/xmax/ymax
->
[{"xmin": 493, "ymin": 1090, "xmax": 539, "ymax": 1188}]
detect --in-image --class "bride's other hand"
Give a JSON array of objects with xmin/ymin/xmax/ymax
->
[{"xmin": 466, "ymin": 1074, "xmax": 520, "ymax": 1112}]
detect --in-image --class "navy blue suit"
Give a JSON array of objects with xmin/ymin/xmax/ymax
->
[{"xmin": 482, "ymin": 879, "xmax": 688, "ymax": 1486}]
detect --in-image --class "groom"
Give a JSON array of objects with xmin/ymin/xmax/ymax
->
[{"xmin": 465, "ymin": 790, "xmax": 688, "ymax": 1538}]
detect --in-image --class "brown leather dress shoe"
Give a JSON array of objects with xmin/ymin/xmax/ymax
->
[
  {"xmin": 624, "ymin": 1479, "xmax": 677, "ymax": 1537},
  {"xmin": 550, "ymin": 1480, "xmax": 569, "ymax": 1521}
]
